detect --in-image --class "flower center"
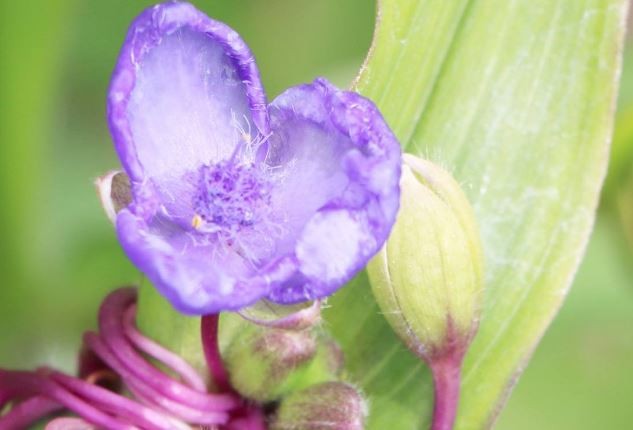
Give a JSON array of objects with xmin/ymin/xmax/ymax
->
[{"xmin": 191, "ymin": 160, "xmax": 272, "ymax": 238}]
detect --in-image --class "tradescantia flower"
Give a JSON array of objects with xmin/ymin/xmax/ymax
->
[{"xmin": 106, "ymin": 1, "xmax": 401, "ymax": 315}]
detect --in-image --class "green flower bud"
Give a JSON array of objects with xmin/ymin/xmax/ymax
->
[
  {"xmin": 367, "ymin": 154, "xmax": 484, "ymax": 362},
  {"xmin": 271, "ymin": 382, "xmax": 366, "ymax": 430},
  {"xmin": 224, "ymin": 326, "xmax": 339, "ymax": 402}
]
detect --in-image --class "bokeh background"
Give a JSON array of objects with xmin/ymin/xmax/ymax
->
[{"xmin": 0, "ymin": 1, "xmax": 632, "ymax": 429}]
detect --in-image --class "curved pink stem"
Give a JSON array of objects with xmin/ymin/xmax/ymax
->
[
  {"xmin": 201, "ymin": 314, "xmax": 231, "ymax": 393},
  {"xmin": 0, "ymin": 287, "xmax": 257, "ymax": 429},
  {"xmin": 50, "ymin": 371, "xmax": 187, "ymax": 430},
  {"xmin": 85, "ymin": 332, "xmax": 230, "ymax": 426},
  {"xmin": 97, "ymin": 288, "xmax": 238, "ymax": 411},
  {"xmin": 0, "ymin": 371, "xmax": 133, "ymax": 430},
  {"xmin": 45, "ymin": 417, "xmax": 97, "ymax": 430},
  {"xmin": 122, "ymin": 304, "xmax": 206, "ymax": 392},
  {"xmin": 0, "ymin": 396, "xmax": 61, "ymax": 430}
]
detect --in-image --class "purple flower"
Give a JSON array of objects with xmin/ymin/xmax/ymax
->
[{"xmin": 107, "ymin": 1, "xmax": 401, "ymax": 314}]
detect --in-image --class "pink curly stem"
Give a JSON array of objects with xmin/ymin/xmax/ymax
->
[
  {"xmin": 44, "ymin": 417, "xmax": 97, "ymax": 430},
  {"xmin": 98, "ymin": 288, "xmax": 238, "ymax": 411},
  {"xmin": 0, "ymin": 287, "xmax": 250, "ymax": 429},
  {"xmin": 84, "ymin": 330, "xmax": 230, "ymax": 426},
  {"xmin": 0, "ymin": 396, "xmax": 60, "ymax": 430},
  {"xmin": 122, "ymin": 304, "xmax": 206, "ymax": 391},
  {"xmin": 0, "ymin": 371, "xmax": 133, "ymax": 430},
  {"xmin": 49, "ymin": 371, "xmax": 185, "ymax": 430}
]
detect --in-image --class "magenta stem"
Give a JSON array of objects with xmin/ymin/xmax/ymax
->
[
  {"xmin": 49, "ymin": 371, "xmax": 185, "ymax": 430},
  {"xmin": 45, "ymin": 417, "xmax": 96, "ymax": 430},
  {"xmin": 0, "ymin": 287, "xmax": 254, "ymax": 429},
  {"xmin": 234, "ymin": 404, "xmax": 268, "ymax": 430},
  {"xmin": 98, "ymin": 289, "xmax": 237, "ymax": 411},
  {"xmin": 1, "ymin": 288, "xmax": 271, "ymax": 429},
  {"xmin": 0, "ymin": 371, "xmax": 132, "ymax": 430},
  {"xmin": 85, "ymin": 332, "xmax": 230, "ymax": 425},
  {"xmin": 201, "ymin": 314, "xmax": 231, "ymax": 393},
  {"xmin": 430, "ymin": 358, "xmax": 462, "ymax": 430},
  {"xmin": 201, "ymin": 315, "xmax": 270, "ymax": 430},
  {"xmin": 0, "ymin": 396, "xmax": 60, "ymax": 430},
  {"xmin": 122, "ymin": 304, "xmax": 207, "ymax": 392}
]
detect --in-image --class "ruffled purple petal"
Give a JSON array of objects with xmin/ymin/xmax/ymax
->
[
  {"xmin": 108, "ymin": 1, "xmax": 268, "ymax": 187},
  {"xmin": 116, "ymin": 209, "xmax": 279, "ymax": 314},
  {"xmin": 264, "ymin": 78, "xmax": 401, "ymax": 303}
]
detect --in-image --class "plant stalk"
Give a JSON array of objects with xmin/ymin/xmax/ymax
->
[{"xmin": 430, "ymin": 357, "xmax": 462, "ymax": 430}]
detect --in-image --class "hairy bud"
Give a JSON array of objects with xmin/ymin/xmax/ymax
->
[
  {"xmin": 223, "ymin": 326, "xmax": 339, "ymax": 402},
  {"xmin": 271, "ymin": 382, "xmax": 366, "ymax": 430},
  {"xmin": 368, "ymin": 154, "xmax": 484, "ymax": 361}
]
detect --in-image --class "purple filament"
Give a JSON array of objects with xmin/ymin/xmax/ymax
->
[{"xmin": 0, "ymin": 287, "xmax": 248, "ymax": 429}]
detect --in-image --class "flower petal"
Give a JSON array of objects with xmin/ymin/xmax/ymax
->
[
  {"xmin": 116, "ymin": 208, "xmax": 297, "ymax": 314},
  {"xmin": 108, "ymin": 4, "xmax": 401, "ymax": 314},
  {"xmin": 264, "ymin": 79, "xmax": 401, "ymax": 303},
  {"xmin": 108, "ymin": 1, "xmax": 269, "ymax": 186}
]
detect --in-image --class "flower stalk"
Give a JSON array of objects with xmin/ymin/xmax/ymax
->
[
  {"xmin": 201, "ymin": 314, "xmax": 232, "ymax": 393},
  {"xmin": 429, "ymin": 356, "xmax": 462, "ymax": 430}
]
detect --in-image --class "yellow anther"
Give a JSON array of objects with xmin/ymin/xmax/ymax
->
[{"xmin": 192, "ymin": 214, "xmax": 203, "ymax": 229}]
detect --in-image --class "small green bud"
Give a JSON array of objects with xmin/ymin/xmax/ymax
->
[
  {"xmin": 224, "ymin": 326, "xmax": 339, "ymax": 402},
  {"xmin": 271, "ymin": 382, "xmax": 367, "ymax": 430},
  {"xmin": 367, "ymin": 154, "xmax": 484, "ymax": 362}
]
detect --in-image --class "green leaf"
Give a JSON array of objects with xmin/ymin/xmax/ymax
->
[{"xmin": 325, "ymin": 0, "xmax": 628, "ymax": 428}]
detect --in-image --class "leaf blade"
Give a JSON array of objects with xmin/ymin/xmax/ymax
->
[{"xmin": 327, "ymin": 0, "xmax": 629, "ymax": 428}]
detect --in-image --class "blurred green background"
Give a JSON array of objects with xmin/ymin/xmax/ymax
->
[{"xmin": 0, "ymin": 1, "xmax": 632, "ymax": 429}]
